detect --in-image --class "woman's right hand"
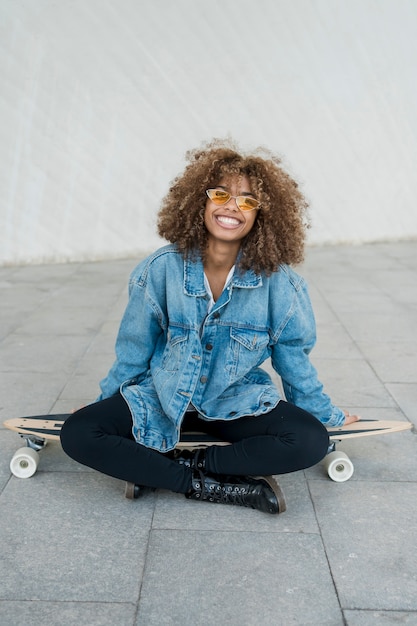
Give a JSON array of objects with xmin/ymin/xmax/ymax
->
[{"xmin": 343, "ymin": 410, "xmax": 361, "ymax": 425}]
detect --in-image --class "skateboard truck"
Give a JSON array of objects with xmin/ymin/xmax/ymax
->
[{"xmin": 20, "ymin": 433, "xmax": 48, "ymax": 451}]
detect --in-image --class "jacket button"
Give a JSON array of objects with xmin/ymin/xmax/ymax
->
[
  {"xmin": 206, "ymin": 343, "xmax": 213, "ymax": 351},
  {"xmin": 229, "ymin": 411, "xmax": 237, "ymax": 416},
  {"xmin": 264, "ymin": 402, "xmax": 272, "ymax": 407},
  {"xmin": 200, "ymin": 376, "xmax": 208, "ymax": 384},
  {"xmin": 213, "ymin": 312, "xmax": 220, "ymax": 319}
]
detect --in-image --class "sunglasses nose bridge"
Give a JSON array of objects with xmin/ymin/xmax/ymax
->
[{"xmin": 223, "ymin": 194, "xmax": 240, "ymax": 210}]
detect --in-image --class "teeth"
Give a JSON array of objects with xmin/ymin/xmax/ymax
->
[{"xmin": 217, "ymin": 216, "xmax": 240, "ymax": 225}]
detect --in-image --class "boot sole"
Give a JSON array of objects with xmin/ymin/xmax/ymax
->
[
  {"xmin": 253, "ymin": 475, "xmax": 287, "ymax": 514},
  {"xmin": 124, "ymin": 482, "xmax": 156, "ymax": 499}
]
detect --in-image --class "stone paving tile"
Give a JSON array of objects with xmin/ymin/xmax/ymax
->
[
  {"xmin": 12, "ymin": 305, "xmax": 106, "ymax": 337},
  {"xmin": 94, "ymin": 318, "xmax": 123, "ymax": 338},
  {"xmin": 59, "ymin": 372, "xmax": 104, "ymax": 402},
  {"xmin": 0, "ymin": 371, "xmax": 69, "ymax": 419},
  {"xmin": 0, "ymin": 431, "xmax": 16, "ymax": 492},
  {"xmin": 0, "ymin": 333, "xmax": 93, "ymax": 374},
  {"xmin": 310, "ymin": 357, "xmax": 397, "ymax": 408},
  {"xmin": 333, "ymin": 310, "xmax": 416, "ymax": 343},
  {"xmin": 309, "ymin": 480, "xmax": 417, "ymax": 612},
  {"xmin": 318, "ymin": 287, "xmax": 404, "ymax": 315},
  {"xmin": 355, "ymin": 341, "xmax": 417, "ymax": 384},
  {"xmin": 344, "ymin": 610, "xmax": 417, "ymax": 625},
  {"xmin": 0, "ymin": 473, "xmax": 155, "ymax": 603},
  {"xmin": 0, "ymin": 601, "xmax": 137, "ymax": 626},
  {"xmin": 386, "ymin": 383, "xmax": 417, "ymax": 427},
  {"xmin": 6, "ymin": 263, "xmax": 79, "ymax": 283},
  {"xmin": 136, "ymin": 530, "xmax": 343, "ymax": 626},
  {"xmin": 369, "ymin": 270, "xmax": 417, "ymax": 305},
  {"xmin": 313, "ymin": 322, "xmax": 364, "ymax": 359},
  {"xmin": 67, "ymin": 352, "xmax": 115, "ymax": 382}
]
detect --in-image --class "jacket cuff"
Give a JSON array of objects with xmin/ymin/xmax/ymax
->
[{"xmin": 320, "ymin": 406, "xmax": 345, "ymax": 427}]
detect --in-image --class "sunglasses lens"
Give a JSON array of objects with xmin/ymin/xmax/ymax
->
[
  {"xmin": 206, "ymin": 189, "xmax": 260, "ymax": 211},
  {"xmin": 237, "ymin": 197, "xmax": 259, "ymax": 211},
  {"xmin": 207, "ymin": 189, "xmax": 231, "ymax": 205}
]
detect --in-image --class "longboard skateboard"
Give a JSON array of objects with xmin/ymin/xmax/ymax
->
[{"xmin": 3, "ymin": 414, "xmax": 412, "ymax": 486}]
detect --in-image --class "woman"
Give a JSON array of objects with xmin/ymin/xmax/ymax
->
[{"xmin": 61, "ymin": 139, "xmax": 359, "ymax": 515}]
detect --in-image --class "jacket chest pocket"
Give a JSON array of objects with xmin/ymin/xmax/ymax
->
[
  {"xmin": 227, "ymin": 328, "xmax": 270, "ymax": 380},
  {"xmin": 161, "ymin": 327, "xmax": 189, "ymax": 372}
]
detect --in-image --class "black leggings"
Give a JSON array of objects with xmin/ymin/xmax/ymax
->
[{"xmin": 60, "ymin": 394, "xmax": 329, "ymax": 494}]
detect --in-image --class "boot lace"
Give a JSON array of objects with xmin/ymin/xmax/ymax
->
[{"xmin": 197, "ymin": 470, "xmax": 250, "ymax": 506}]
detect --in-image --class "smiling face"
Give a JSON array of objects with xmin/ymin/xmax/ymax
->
[{"xmin": 204, "ymin": 175, "xmax": 259, "ymax": 248}]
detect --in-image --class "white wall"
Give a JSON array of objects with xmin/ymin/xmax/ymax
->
[{"xmin": 1, "ymin": 0, "xmax": 416, "ymax": 265}]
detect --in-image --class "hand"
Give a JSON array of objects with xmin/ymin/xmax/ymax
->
[
  {"xmin": 71, "ymin": 405, "xmax": 86, "ymax": 414},
  {"xmin": 343, "ymin": 410, "xmax": 360, "ymax": 425}
]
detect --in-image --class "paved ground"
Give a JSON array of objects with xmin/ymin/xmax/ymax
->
[{"xmin": 1, "ymin": 242, "xmax": 416, "ymax": 626}]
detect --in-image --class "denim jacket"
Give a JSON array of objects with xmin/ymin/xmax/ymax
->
[{"xmin": 98, "ymin": 244, "xmax": 344, "ymax": 451}]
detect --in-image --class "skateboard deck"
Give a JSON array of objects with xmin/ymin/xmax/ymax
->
[
  {"xmin": 3, "ymin": 414, "xmax": 412, "ymax": 484},
  {"xmin": 4, "ymin": 415, "xmax": 68, "ymax": 441}
]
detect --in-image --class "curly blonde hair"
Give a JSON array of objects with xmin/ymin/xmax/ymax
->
[{"xmin": 157, "ymin": 138, "xmax": 309, "ymax": 275}]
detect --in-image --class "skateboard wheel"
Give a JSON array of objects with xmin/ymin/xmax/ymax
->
[
  {"xmin": 324, "ymin": 451, "xmax": 354, "ymax": 482},
  {"xmin": 125, "ymin": 482, "xmax": 147, "ymax": 499},
  {"xmin": 125, "ymin": 482, "xmax": 137, "ymax": 499},
  {"xmin": 10, "ymin": 447, "xmax": 40, "ymax": 478}
]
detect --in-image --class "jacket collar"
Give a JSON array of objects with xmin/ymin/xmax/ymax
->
[{"xmin": 183, "ymin": 254, "xmax": 263, "ymax": 297}]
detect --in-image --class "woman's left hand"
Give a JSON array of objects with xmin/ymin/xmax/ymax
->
[{"xmin": 343, "ymin": 410, "xmax": 361, "ymax": 425}]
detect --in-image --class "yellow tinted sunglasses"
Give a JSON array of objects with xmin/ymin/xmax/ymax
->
[{"xmin": 206, "ymin": 188, "xmax": 260, "ymax": 212}]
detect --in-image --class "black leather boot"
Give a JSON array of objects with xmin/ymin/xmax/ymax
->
[
  {"xmin": 174, "ymin": 448, "xmax": 206, "ymax": 470},
  {"xmin": 185, "ymin": 469, "xmax": 286, "ymax": 514},
  {"xmin": 124, "ymin": 483, "xmax": 155, "ymax": 499}
]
